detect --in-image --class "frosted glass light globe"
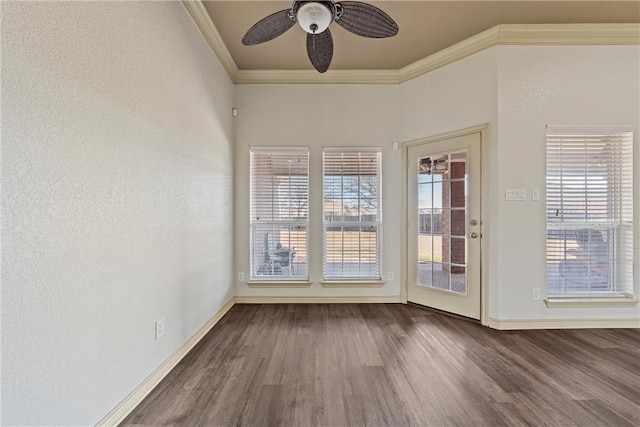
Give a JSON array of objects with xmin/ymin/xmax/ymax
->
[{"xmin": 297, "ymin": 2, "xmax": 332, "ymax": 34}]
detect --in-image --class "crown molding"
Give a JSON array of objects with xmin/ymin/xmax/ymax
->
[
  {"xmin": 398, "ymin": 25, "xmax": 500, "ymax": 83},
  {"xmin": 235, "ymin": 69, "xmax": 399, "ymax": 85},
  {"xmin": 399, "ymin": 23, "xmax": 640, "ymax": 84},
  {"xmin": 236, "ymin": 23, "xmax": 640, "ymax": 85},
  {"xmin": 182, "ymin": 0, "xmax": 239, "ymax": 82},
  {"xmin": 182, "ymin": 2, "xmax": 640, "ymax": 86},
  {"xmin": 496, "ymin": 23, "xmax": 640, "ymax": 46}
]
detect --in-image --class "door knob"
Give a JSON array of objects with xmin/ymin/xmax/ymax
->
[{"xmin": 469, "ymin": 232, "xmax": 478, "ymax": 239}]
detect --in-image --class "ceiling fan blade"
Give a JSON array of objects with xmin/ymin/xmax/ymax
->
[
  {"xmin": 306, "ymin": 29, "xmax": 333, "ymax": 73},
  {"xmin": 336, "ymin": 1, "xmax": 399, "ymax": 38},
  {"xmin": 242, "ymin": 9, "xmax": 295, "ymax": 45}
]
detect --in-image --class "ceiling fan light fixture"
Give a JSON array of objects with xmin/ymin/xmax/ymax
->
[
  {"xmin": 297, "ymin": 2, "xmax": 333, "ymax": 34},
  {"xmin": 241, "ymin": 0, "xmax": 398, "ymax": 72}
]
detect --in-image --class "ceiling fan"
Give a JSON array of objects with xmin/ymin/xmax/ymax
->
[{"xmin": 242, "ymin": 0, "xmax": 399, "ymax": 73}]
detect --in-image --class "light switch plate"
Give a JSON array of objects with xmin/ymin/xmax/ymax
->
[{"xmin": 506, "ymin": 189, "xmax": 526, "ymax": 201}]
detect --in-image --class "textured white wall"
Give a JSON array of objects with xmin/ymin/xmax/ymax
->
[
  {"xmin": 1, "ymin": 1, "xmax": 234, "ymax": 425},
  {"xmin": 495, "ymin": 45, "xmax": 640, "ymax": 320}
]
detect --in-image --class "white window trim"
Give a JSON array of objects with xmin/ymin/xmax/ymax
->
[
  {"xmin": 320, "ymin": 280, "xmax": 385, "ymax": 288},
  {"xmin": 544, "ymin": 296, "xmax": 638, "ymax": 308}
]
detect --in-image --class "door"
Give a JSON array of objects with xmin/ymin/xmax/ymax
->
[{"xmin": 407, "ymin": 132, "xmax": 481, "ymax": 319}]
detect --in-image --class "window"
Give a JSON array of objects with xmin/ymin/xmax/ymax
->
[
  {"xmin": 250, "ymin": 148, "xmax": 309, "ymax": 280},
  {"xmin": 546, "ymin": 126, "xmax": 633, "ymax": 296},
  {"xmin": 323, "ymin": 148, "xmax": 381, "ymax": 280}
]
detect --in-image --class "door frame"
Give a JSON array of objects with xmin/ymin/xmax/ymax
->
[{"xmin": 401, "ymin": 124, "xmax": 490, "ymax": 326}]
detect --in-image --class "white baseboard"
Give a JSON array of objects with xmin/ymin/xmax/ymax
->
[
  {"xmin": 96, "ymin": 296, "xmax": 236, "ymax": 426},
  {"xmin": 487, "ymin": 317, "xmax": 640, "ymax": 330},
  {"xmin": 235, "ymin": 295, "xmax": 402, "ymax": 304}
]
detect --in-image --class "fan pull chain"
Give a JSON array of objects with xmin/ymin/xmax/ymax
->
[{"xmin": 310, "ymin": 23, "xmax": 318, "ymax": 50}]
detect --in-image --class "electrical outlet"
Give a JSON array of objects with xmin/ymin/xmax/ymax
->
[
  {"xmin": 238, "ymin": 272, "xmax": 245, "ymax": 282},
  {"xmin": 532, "ymin": 189, "xmax": 540, "ymax": 201},
  {"xmin": 155, "ymin": 319, "xmax": 165, "ymax": 340},
  {"xmin": 532, "ymin": 288, "xmax": 541, "ymax": 301},
  {"xmin": 388, "ymin": 271, "xmax": 395, "ymax": 281}
]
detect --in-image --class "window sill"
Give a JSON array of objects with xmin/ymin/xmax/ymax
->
[
  {"xmin": 544, "ymin": 296, "xmax": 638, "ymax": 308},
  {"xmin": 321, "ymin": 280, "xmax": 385, "ymax": 288},
  {"xmin": 246, "ymin": 281, "xmax": 312, "ymax": 288}
]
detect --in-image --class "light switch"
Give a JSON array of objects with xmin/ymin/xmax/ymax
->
[
  {"xmin": 532, "ymin": 189, "xmax": 540, "ymax": 201},
  {"xmin": 505, "ymin": 189, "xmax": 526, "ymax": 201}
]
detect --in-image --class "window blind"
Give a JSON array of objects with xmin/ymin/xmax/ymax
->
[
  {"xmin": 323, "ymin": 148, "xmax": 382, "ymax": 280},
  {"xmin": 546, "ymin": 126, "xmax": 633, "ymax": 296},
  {"xmin": 250, "ymin": 148, "xmax": 309, "ymax": 280}
]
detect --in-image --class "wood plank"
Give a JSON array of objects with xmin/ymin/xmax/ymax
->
[{"xmin": 121, "ymin": 304, "xmax": 640, "ymax": 426}]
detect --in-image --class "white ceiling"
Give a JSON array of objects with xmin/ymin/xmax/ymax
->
[{"xmin": 203, "ymin": 1, "xmax": 640, "ymax": 71}]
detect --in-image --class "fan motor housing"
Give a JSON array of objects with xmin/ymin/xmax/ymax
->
[
  {"xmin": 292, "ymin": 0, "xmax": 337, "ymax": 14},
  {"xmin": 291, "ymin": 1, "xmax": 338, "ymax": 22}
]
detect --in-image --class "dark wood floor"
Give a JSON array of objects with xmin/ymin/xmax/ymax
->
[{"xmin": 122, "ymin": 304, "xmax": 640, "ymax": 426}]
